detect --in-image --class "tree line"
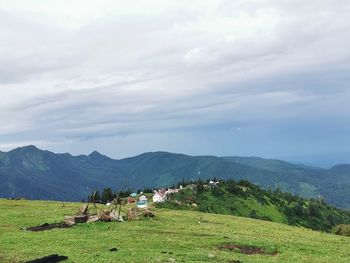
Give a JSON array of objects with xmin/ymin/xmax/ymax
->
[{"xmin": 87, "ymin": 187, "xmax": 154, "ymax": 204}]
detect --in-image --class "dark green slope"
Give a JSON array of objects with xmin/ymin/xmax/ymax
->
[
  {"xmin": 115, "ymin": 155, "xmax": 350, "ymax": 208},
  {"xmin": 224, "ymin": 157, "xmax": 350, "ymax": 208},
  {"xmin": 224, "ymin": 156, "xmax": 323, "ymax": 195},
  {"xmin": 0, "ymin": 146, "xmax": 349, "ymax": 208},
  {"xmin": 157, "ymin": 179, "xmax": 350, "ymax": 232}
]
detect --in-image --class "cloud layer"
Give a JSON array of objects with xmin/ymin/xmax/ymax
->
[{"xmin": 1, "ymin": 0, "xmax": 350, "ymax": 165}]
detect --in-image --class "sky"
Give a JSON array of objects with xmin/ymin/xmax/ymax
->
[{"xmin": 0, "ymin": 0, "xmax": 349, "ymax": 167}]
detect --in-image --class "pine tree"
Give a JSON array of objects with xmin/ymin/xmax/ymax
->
[{"xmin": 102, "ymin": 188, "xmax": 113, "ymax": 204}]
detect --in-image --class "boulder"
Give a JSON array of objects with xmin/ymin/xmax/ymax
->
[
  {"xmin": 110, "ymin": 210, "xmax": 124, "ymax": 222},
  {"xmin": 143, "ymin": 209, "xmax": 155, "ymax": 218},
  {"xmin": 98, "ymin": 210, "xmax": 112, "ymax": 222},
  {"xmin": 86, "ymin": 215, "xmax": 99, "ymax": 223},
  {"xmin": 63, "ymin": 216, "xmax": 76, "ymax": 226}
]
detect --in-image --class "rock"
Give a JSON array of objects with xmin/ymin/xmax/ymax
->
[
  {"xmin": 110, "ymin": 210, "xmax": 124, "ymax": 222},
  {"xmin": 64, "ymin": 216, "xmax": 76, "ymax": 226},
  {"xmin": 191, "ymin": 203, "xmax": 198, "ymax": 208},
  {"xmin": 97, "ymin": 209, "xmax": 123, "ymax": 222},
  {"xmin": 86, "ymin": 215, "xmax": 99, "ymax": 223},
  {"xmin": 98, "ymin": 210, "xmax": 112, "ymax": 221},
  {"xmin": 143, "ymin": 209, "xmax": 155, "ymax": 218},
  {"xmin": 110, "ymin": 210, "xmax": 117, "ymax": 219}
]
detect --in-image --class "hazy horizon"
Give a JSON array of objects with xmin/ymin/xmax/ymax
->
[{"xmin": 1, "ymin": 144, "xmax": 349, "ymax": 169}]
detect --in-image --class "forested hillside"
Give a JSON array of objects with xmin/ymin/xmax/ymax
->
[{"xmin": 157, "ymin": 179, "xmax": 350, "ymax": 232}]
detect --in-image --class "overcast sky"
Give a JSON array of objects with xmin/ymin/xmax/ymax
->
[{"xmin": 0, "ymin": 0, "xmax": 349, "ymax": 166}]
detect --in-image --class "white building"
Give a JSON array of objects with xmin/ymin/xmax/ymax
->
[
  {"xmin": 152, "ymin": 190, "xmax": 166, "ymax": 203},
  {"xmin": 137, "ymin": 195, "xmax": 148, "ymax": 208}
]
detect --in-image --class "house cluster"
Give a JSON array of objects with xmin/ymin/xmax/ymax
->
[
  {"xmin": 152, "ymin": 187, "xmax": 180, "ymax": 203},
  {"xmin": 208, "ymin": 180, "xmax": 220, "ymax": 188},
  {"xmin": 126, "ymin": 192, "xmax": 148, "ymax": 208},
  {"xmin": 137, "ymin": 193, "xmax": 148, "ymax": 208},
  {"xmin": 126, "ymin": 187, "xmax": 182, "ymax": 208},
  {"xmin": 125, "ymin": 180, "xmax": 219, "ymax": 209}
]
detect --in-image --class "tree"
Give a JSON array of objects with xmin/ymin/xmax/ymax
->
[
  {"xmin": 196, "ymin": 179, "xmax": 205, "ymax": 194},
  {"xmin": 250, "ymin": 210, "xmax": 258, "ymax": 219},
  {"xmin": 212, "ymin": 186, "xmax": 225, "ymax": 197},
  {"xmin": 227, "ymin": 181, "xmax": 241, "ymax": 195},
  {"xmin": 309, "ymin": 203, "xmax": 321, "ymax": 217},
  {"xmin": 293, "ymin": 203, "xmax": 304, "ymax": 216},
  {"xmin": 102, "ymin": 188, "xmax": 113, "ymax": 204}
]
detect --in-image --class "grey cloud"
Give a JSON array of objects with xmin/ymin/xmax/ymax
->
[{"xmin": 0, "ymin": 1, "xmax": 349, "ymax": 160}]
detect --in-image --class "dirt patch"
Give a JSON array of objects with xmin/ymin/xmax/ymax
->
[
  {"xmin": 192, "ymin": 233, "xmax": 217, "ymax": 237},
  {"xmin": 25, "ymin": 254, "xmax": 68, "ymax": 262},
  {"xmin": 218, "ymin": 244, "xmax": 277, "ymax": 255},
  {"xmin": 27, "ymin": 222, "xmax": 72, "ymax": 232}
]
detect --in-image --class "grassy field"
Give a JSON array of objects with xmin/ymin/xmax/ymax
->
[{"xmin": 0, "ymin": 199, "xmax": 349, "ymax": 263}]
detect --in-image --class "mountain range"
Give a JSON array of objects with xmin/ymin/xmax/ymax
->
[{"xmin": 0, "ymin": 145, "xmax": 349, "ymax": 209}]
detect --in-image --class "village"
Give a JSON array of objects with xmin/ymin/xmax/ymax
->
[
  {"xmin": 22, "ymin": 179, "xmax": 223, "ymax": 232},
  {"xmin": 123, "ymin": 180, "xmax": 220, "ymax": 209}
]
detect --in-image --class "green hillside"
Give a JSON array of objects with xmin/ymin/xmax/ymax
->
[
  {"xmin": 157, "ymin": 179, "xmax": 350, "ymax": 232},
  {"xmin": 1, "ymin": 146, "xmax": 350, "ymax": 208},
  {"xmin": 0, "ymin": 199, "xmax": 349, "ymax": 263}
]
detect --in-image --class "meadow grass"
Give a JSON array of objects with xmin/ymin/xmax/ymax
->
[{"xmin": 0, "ymin": 199, "xmax": 349, "ymax": 263}]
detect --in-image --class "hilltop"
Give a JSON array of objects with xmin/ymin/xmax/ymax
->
[
  {"xmin": 156, "ymin": 179, "xmax": 350, "ymax": 232},
  {"xmin": 1, "ymin": 146, "xmax": 350, "ymax": 208},
  {"xmin": 0, "ymin": 199, "xmax": 349, "ymax": 263}
]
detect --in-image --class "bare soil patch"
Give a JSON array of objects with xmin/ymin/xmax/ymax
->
[
  {"xmin": 27, "ymin": 223, "xmax": 72, "ymax": 232},
  {"xmin": 218, "ymin": 243, "xmax": 277, "ymax": 255},
  {"xmin": 25, "ymin": 254, "xmax": 68, "ymax": 262}
]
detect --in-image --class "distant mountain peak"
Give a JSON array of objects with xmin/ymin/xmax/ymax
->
[
  {"xmin": 11, "ymin": 145, "xmax": 40, "ymax": 153},
  {"xmin": 88, "ymin": 150, "xmax": 111, "ymax": 161},
  {"xmin": 22, "ymin": 145, "xmax": 39, "ymax": 150},
  {"xmin": 89, "ymin": 150, "xmax": 103, "ymax": 157}
]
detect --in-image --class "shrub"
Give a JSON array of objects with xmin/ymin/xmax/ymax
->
[
  {"xmin": 333, "ymin": 224, "xmax": 350, "ymax": 236},
  {"xmin": 212, "ymin": 186, "xmax": 225, "ymax": 197},
  {"xmin": 227, "ymin": 183, "xmax": 242, "ymax": 195}
]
